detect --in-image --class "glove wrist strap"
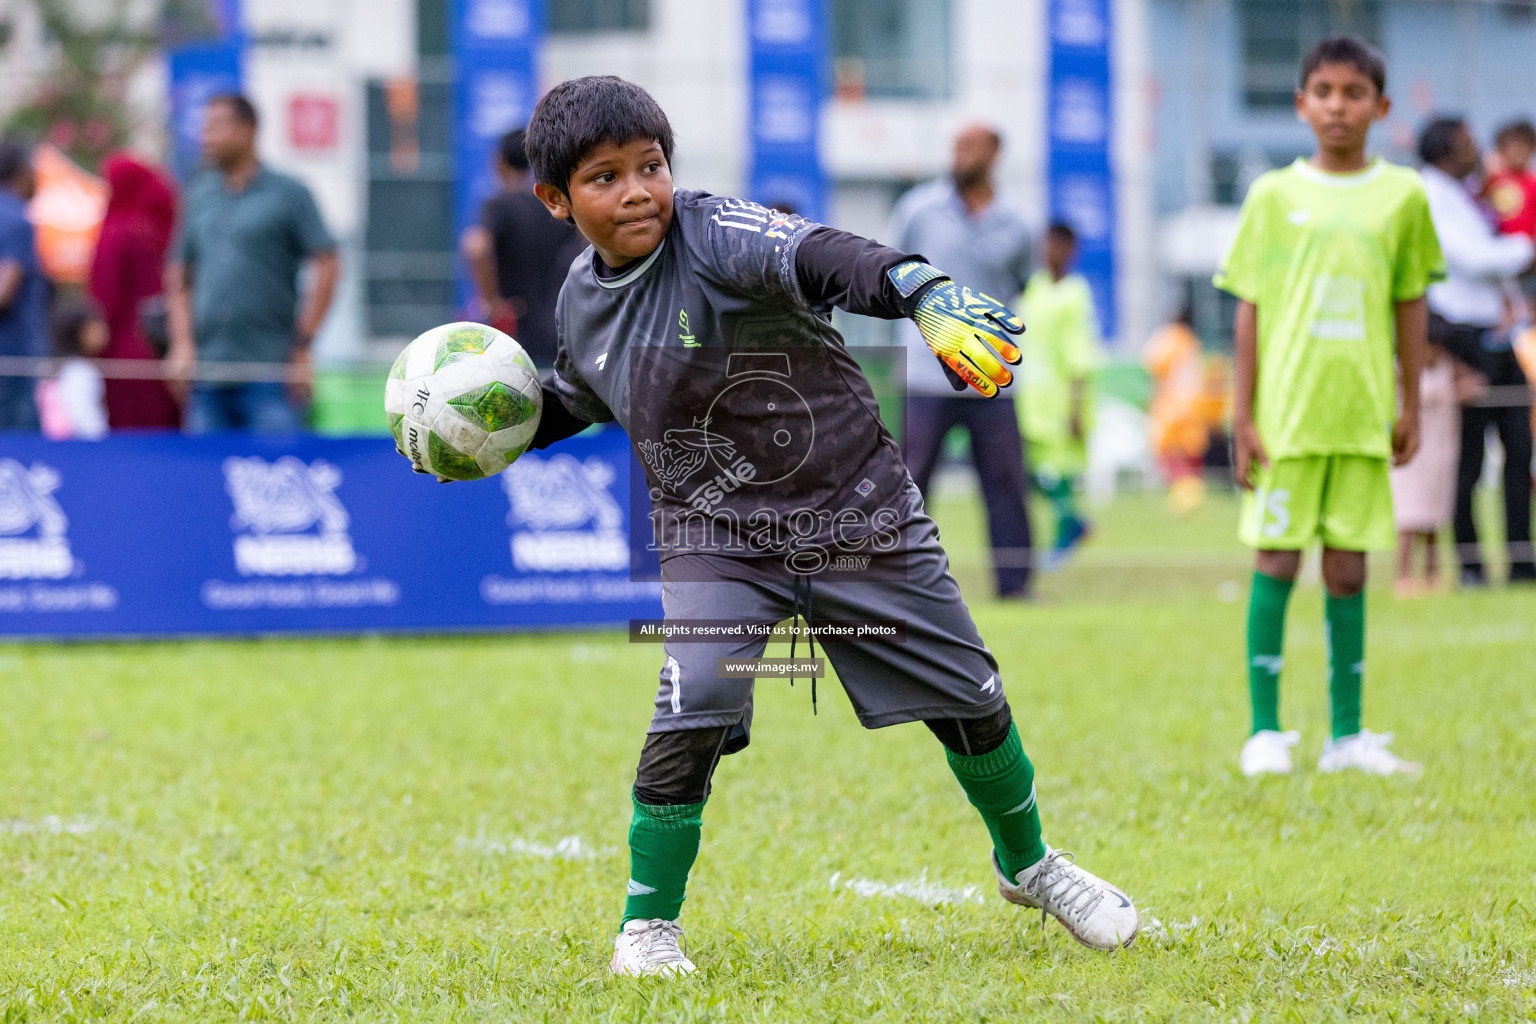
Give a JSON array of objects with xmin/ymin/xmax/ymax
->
[{"xmin": 887, "ymin": 260, "xmax": 949, "ymax": 317}]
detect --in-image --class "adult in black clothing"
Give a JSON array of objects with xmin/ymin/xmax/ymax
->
[
  {"xmin": 460, "ymin": 129, "xmax": 587, "ymax": 371},
  {"xmin": 1418, "ymin": 117, "xmax": 1536, "ymax": 585}
]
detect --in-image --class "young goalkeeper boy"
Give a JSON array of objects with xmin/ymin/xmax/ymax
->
[
  {"xmin": 1214, "ymin": 37, "xmax": 1443, "ymax": 778},
  {"xmin": 521, "ymin": 76, "xmax": 1138, "ymax": 976}
]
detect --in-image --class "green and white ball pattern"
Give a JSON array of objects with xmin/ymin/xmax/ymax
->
[{"xmin": 384, "ymin": 322, "xmax": 543, "ymax": 482}]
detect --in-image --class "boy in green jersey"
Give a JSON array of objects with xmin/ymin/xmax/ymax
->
[
  {"xmin": 1019, "ymin": 222, "xmax": 1102, "ymax": 567},
  {"xmin": 1214, "ymin": 36, "xmax": 1444, "ymax": 777}
]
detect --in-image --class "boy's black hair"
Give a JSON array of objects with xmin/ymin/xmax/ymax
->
[
  {"xmin": 499, "ymin": 128, "xmax": 529, "ymax": 172},
  {"xmin": 50, "ymin": 295, "xmax": 105, "ymax": 357},
  {"xmin": 1046, "ymin": 221, "xmax": 1077, "ymax": 245},
  {"xmin": 207, "ymin": 93, "xmax": 259, "ymax": 127},
  {"xmin": 1418, "ymin": 116, "xmax": 1467, "ymax": 167},
  {"xmin": 525, "ymin": 76, "xmax": 675, "ymax": 196},
  {"xmin": 1299, "ymin": 35, "xmax": 1386, "ymax": 95},
  {"xmin": 1495, "ymin": 119, "xmax": 1536, "ymax": 150}
]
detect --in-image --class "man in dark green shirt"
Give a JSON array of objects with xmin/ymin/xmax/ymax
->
[{"xmin": 167, "ymin": 94, "xmax": 339, "ymax": 432}]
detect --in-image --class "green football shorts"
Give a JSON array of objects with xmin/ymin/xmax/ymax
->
[{"xmin": 1239, "ymin": 454, "xmax": 1395, "ymax": 551}]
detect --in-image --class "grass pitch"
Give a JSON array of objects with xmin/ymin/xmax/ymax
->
[{"xmin": 1, "ymin": 490, "xmax": 1533, "ymax": 1022}]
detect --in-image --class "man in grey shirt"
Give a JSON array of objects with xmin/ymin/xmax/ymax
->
[
  {"xmin": 888, "ymin": 125, "xmax": 1036, "ymax": 597},
  {"xmin": 167, "ymin": 94, "xmax": 339, "ymax": 433}
]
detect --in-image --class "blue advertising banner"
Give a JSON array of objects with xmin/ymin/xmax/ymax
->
[
  {"xmin": 747, "ymin": 0, "xmax": 828, "ymax": 222},
  {"xmin": 0, "ymin": 430, "xmax": 659, "ymax": 639},
  {"xmin": 451, "ymin": 0, "xmax": 544, "ymax": 313},
  {"xmin": 1046, "ymin": 0, "xmax": 1117, "ymax": 339},
  {"xmin": 166, "ymin": 0, "xmax": 244, "ymax": 181}
]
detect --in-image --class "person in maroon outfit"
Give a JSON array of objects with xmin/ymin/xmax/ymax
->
[{"xmin": 89, "ymin": 154, "xmax": 181, "ymax": 428}]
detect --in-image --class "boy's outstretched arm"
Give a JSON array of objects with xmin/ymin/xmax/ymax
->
[
  {"xmin": 1392, "ymin": 295, "xmax": 1428, "ymax": 466},
  {"xmin": 529, "ymin": 386, "xmax": 595, "ymax": 450},
  {"xmin": 1232, "ymin": 299, "xmax": 1267, "ymax": 490},
  {"xmin": 795, "ymin": 227, "xmax": 1023, "ymax": 397}
]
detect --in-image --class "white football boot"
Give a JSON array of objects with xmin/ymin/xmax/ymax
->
[
  {"xmin": 610, "ymin": 918, "xmax": 696, "ymax": 977},
  {"xmin": 994, "ymin": 848, "xmax": 1138, "ymax": 950},
  {"xmin": 1240, "ymin": 729, "xmax": 1301, "ymax": 777},
  {"xmin": 1317, "ymin": 730, "xmax": 1420, "ymax": 776}
]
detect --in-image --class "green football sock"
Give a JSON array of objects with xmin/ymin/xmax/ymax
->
[
  {"xmin": 1036, "ymin": 473, "xmax": 1078, "ymax": 542},
  {"xmin": 946, "ymin": 723, "xmax": 1046, "ymax": 881},
  {"xmin": 1247, "ymin": 571, "xmax": 1294, "ymax": 734},
  {"xmin": 621, "ymin": 796, "xmax": 704, "ymax": 927},
  {"xmin": 1325, "ymin": 590, "xmax": 1365, "ymax": 739}
]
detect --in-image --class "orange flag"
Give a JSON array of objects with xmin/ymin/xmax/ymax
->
[{"xmin": 27, "ymin": 144, "xmax": 108, "ymax": 285}]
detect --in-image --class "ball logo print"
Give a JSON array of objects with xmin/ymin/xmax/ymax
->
[
  {"xmin": 385, "ymin": 322, "xmax": 543, "ymax": 482},
  {"xmin": 223, "ymin": 457, "xmax": 357, "ymax": 577},
  {"xmin": 0, "ymin": 460, "xmax": 75, "ymax": 580}
]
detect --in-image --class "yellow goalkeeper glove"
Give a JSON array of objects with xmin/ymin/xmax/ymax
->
[{"xmin": 888, "ymin": 261, "xmax": 1024, "ymax": 398}]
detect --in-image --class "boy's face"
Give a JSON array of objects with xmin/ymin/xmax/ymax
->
[
  {"xmin": 1294, "ymin": 61, "xmax": 1389, "ymax": 154},
  {"xmin": 1044, "ymin": 233, "xmax": 1076, "ymax": 275},
  {"xmin": 1498, "ymin": 138, "xmax": 1535, "ymax": 172},
  {"xmin": 534, "ymin": 138, "xmax": 673, "ymax": 267}
]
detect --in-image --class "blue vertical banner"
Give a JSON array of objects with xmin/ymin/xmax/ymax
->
[
  {"xmin": 166, "ymin": 0, "xmax": 244, "ymax": 181},
  {"xmin": 1047, "ymin": 0, "xmax": 1118, "ymax": 339},
  {"xmin": 451, "ymin": 0, "xmax": 545, "ymax": 313},
  {"xmin": 747, "ymin": 0, "xmax": 828, "ymax": 222}
]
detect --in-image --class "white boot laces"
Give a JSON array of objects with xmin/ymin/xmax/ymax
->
[
  {"xmin": 632, "ymin": 919, "xmax": 689, "ymax": 966},
  {"xmin": 1023, "ymin": 850, "xmax": 1105, "ymax": 926}
]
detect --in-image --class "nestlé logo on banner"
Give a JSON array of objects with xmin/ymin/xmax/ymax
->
[
  {"xmin": 0, "ymin": 460, "xmax": 76, "ymax": 580},
  {"xmin": 501, "ymin": 453, "xmax": 627, "ymax": 572},
  {"xmin": 223, "ymin": 456, "xmax": 357, "ymax": 576}
]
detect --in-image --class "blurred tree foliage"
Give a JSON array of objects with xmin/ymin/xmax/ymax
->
[{"xmin": 2, "ymin": 0, "xmax": 218, "ymax": 170}]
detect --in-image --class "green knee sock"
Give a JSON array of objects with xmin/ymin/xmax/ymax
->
[
  {"xmin": 1325, "ymin": 591, "xmax": 1365, "ymax": 738},
  {"xmin": 946, "ymin": 723, "xmax": 1046, "ymax": 881},
  {"xmin": 1247, "ymin": 571, "xmax": 1294, "ymax": 734},
  {"xmin": 622, "ymin": 796, "xmax": 704, "ymax": 926}
]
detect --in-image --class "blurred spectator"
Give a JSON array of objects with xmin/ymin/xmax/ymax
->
[
  {"xmin": 1418, "ymin": 116, "xmax": 1536, "ymax": 585},
  {"xmin": 166, "ymin": 94, "xmax": 339, "ymax": 433},
  {"xmin": 1484, "ymin": 120, "xmax": 1536, "ymax": 239},
  {"xmin": 1145, "ymin": 306, "xmax": 1214, "ymax": 515},
  {"xmin": 37, "ymin": 294, "xmax": 108, "ymax": 440},
  {"xmin": 460, "ymin": 127, "xmax": 585, "ymax": 373},
  {"xmin": 0, "ymin": 139, "xmax": 46, "ymax": 430},
  {"xmin": 888, "ymin": 124, "xmax": 1035, "ymax": 598},
  {"xmin": 1390, "ymin": 342, "xmax": 1458, "ymax": 597},
  {"xmin": 1019, "ymin": 222, "xmax": 1102, "ymax": 567},
  {"xmin": 89, "ymin": 153, "xmax": 181, "ymax": 429}
]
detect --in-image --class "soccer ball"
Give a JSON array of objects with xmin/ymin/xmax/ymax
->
[{"xmin": 384, "ymin": 322, "xmax": 543, "ymax": 482}]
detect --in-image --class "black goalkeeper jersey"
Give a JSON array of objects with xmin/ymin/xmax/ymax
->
[{"xmin": 549, "ymin": 190, "xmax": 921, "ymax": 565}]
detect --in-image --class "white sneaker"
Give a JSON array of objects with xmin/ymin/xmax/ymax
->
[
  {"xmin": 1240, "ymin": 729, "xmax": 1301, "ymax": 777},
  {"xmin": 1317, "ymin": 730, "xmax": 1420, "ymax": 776},
  {"xmin": 994, "ymin": 848, "xmax": 1138, "ymax": 951},
  {"xmin": 610, "ymin": 919, "xmax": 697, "ymax": 977}
]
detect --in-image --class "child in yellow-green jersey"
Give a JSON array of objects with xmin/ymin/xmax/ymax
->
[
  {"xmin": 1214, "ymin": 36, "xmax": 1444, "ymax": 777},
  {"xmin": 1019, "ymin": 222, "xmax": 1102, "ymax": 569}
]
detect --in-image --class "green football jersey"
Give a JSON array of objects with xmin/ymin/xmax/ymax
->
[
  {"xmin": 1017, "ymin": 270, "xmax": 1101, "ymax": 451},
  {"xmin": 1214, "ymin": 158, "xmax": 1444, "ymax": 459}
]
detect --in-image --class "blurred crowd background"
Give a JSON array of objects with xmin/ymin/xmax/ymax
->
[{"xmin": 1, "ymin": 0, "xmax": 1535, "ymax": 590}]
